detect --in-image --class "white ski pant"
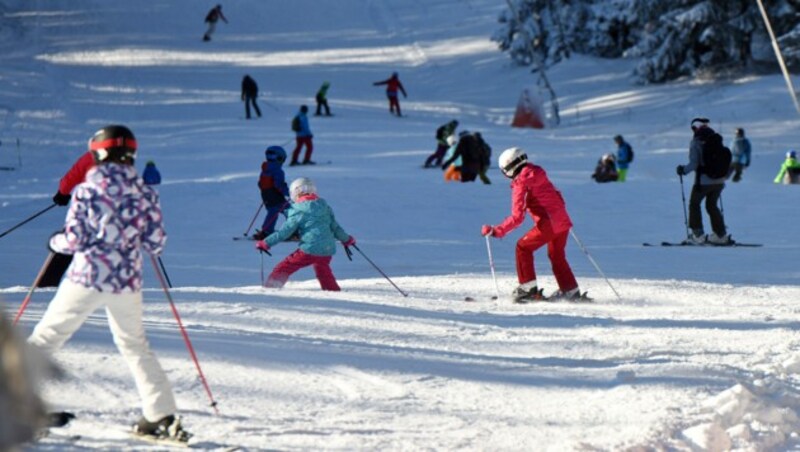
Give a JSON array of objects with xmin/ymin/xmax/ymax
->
[{"xmin": 27, "ymin": 280, "xmax": 176, "ymax": 421}]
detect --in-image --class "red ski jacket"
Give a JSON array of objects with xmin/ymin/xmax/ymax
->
[
  {"xmin": 493, "ymin": 164, "xmax": 572, "ymax": 238},
  {"xmin": 57, "ymin": 151, "xmax": 95, "ymax": 196},
  {"xmin": 373, "ymin": 76, "xmax": 407, "ymax": 97}
]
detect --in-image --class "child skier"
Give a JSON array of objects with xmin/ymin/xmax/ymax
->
[
  {"xmin": 27, "ymin": 125, "xmax": 189, "ymax": 442},
  {"xmin": 425, "ymin": 120, "xmax": 458, "ymax": 168},
  {"xmin": 255, "ymin": 177, "xmax": 355, "ymax": 291},
  {"xmin": 315, "ymin": 81, "xmax": 331, "ymax": 116},
  {"xmin": 202, "ymin": 4, "xmax": 228, "ymax": 41},
  {"xmin": 613, "ymin": 135, "xmax": 633, "ymax": 182},
  {"xmin": 774, "ymin": 150, "xmax": 800, "ymax": 184},
  {"xmin": 142, "ymin": 160, "xmax": 161, "ymax": 185},
  {"xmin": 372, "ymin": 72, "xmax": 407, "ymax": 116},
  {"xmin": 290, "ymin": 105, "xmax": 314, "ymax": 166},
  {"xmin": 481, "ymin": 147, "xmax": 584, "ymax": 302},
  {"xmin": 442, "ymin": 135, "xmax": 461, "ymax": 182},
  {"xmin": 253, "ymin": 146, "xmax": 289, "ymax": 240}
]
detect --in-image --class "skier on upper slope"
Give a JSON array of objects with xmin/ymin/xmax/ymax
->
[
  {"xmin": 373, "ymin": 72, "xmax": 407, "ymax": 117},
  {"xmin": 481, "ymin": 147, "xmax": 585, "ymax": 302}
]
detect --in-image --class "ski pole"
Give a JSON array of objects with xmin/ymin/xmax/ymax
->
[
  {"xmin": 149, "ymin": 254, "xmax": 219, "ymax": 415},
  {"xmin": 343, "ymin": 244, "xmax": 353, "ymax": 261},
  {"xmin": 569, "ymin": 229, "xmax": 622, "ymax": 301},
  {"xmin": 13, "ymin": 252, "xmax": 55, "ymax": 326},
  {"xmin": 16, "ymin": 138, "xmax": 21, "ymax": 168},
  {"xmin": 243, "ymin": 203, "xmax": 264, "ymax": 237},
  {"xmin": 484, "ymin": 234, "xmax": 501, "ymax": 300},
  {"xmin": 679, "ymin": 173, "xmax": 690, "ymax": 240},
  {"xmin": 157, "ymin": 256, "xmax": 173, "ymax": 288},
  {"xmin": 0, "ymin": 204, "xmax": 57, "ymax": 240},
  {"xmin": 351, "ymin": 244, "xmax": 408, "ymax": 297},
  {"xmin": 261, "ymin": 201, "xmax": 290, "ymax": 234}
]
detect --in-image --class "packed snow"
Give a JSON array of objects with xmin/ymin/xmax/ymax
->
[{"xmin": 1, "ymin": 0, "xmax": 799, "ymax": 450}]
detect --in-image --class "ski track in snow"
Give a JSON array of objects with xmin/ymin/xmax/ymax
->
[{"xmin": 1, "ymin": 0, "xmax": 799, "ymax": 450}]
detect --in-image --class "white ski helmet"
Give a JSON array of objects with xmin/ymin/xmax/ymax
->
[
  {"xmin": 498, "ymin": 147, "xmax": 528, "ymax": 178},
  {"xmin": 289, "ymin": 177, "xmax": 317, "ymax": 202}
]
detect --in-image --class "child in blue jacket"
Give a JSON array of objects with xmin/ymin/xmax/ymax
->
[
  {"xmin": 253, "ymin": 146, "xmax": 290, "ymax": 240},
  {"xmin": 256, "ymin": 177, "xmax": 355, "ymax": 291}
]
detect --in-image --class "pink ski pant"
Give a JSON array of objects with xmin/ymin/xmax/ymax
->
[{"xmin": 266, "ymin": 249, "xmax": 340, "ymax": 291}]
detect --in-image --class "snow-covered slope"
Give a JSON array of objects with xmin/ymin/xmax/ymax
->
[{"xmin": 1, "ymin": 0, "xmax": 799, "ymax": 450}]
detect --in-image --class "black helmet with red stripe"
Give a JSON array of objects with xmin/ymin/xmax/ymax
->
[{"xmin": 89, "ymin": 125, "xmax": 137, "ymax": 164}]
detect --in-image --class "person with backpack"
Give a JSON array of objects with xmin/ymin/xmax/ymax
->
[
  {"xmin": 440, "ymin": 131, "xmax": 484, "ymax": 183},
  {"xmin": 27, "ymin": 125, "xmax": 189, "ymax": 442},
  {"xmin": 255, "ymin": 177, "xmax": 355, "ymax": 291},
  {"xmin": 253, "ymin": 146, "xmax": 290, "ymax": 240},
  {"xmin": 315, "ymin": 81, "xmax": 331, "ymax": 116},
  {"xmin": 591, "ymin": 153, "xmax": 619, "ymax": 183},
  {"xmin": 372, "ymin": 72, "xmax": 407, "ymax": 117},
  {"xmin": 613, "ymin": 135, "xmax": 633, "ymax": 182},
  {"xmin": 730, "ymin": 128, "xmax": 751, "ymax": 182},
  {"xmin": 241, "ymin": 75, "xmax": 261, "ymax": 120},
  {"xmin": 773, "ymin": 150, "xmax": 800, "ymax": 184},
  {"xmin": 142, "ymin": 160, "xmax": 161, "ymax": 185},
  {"xmin": 424, "ymin": 120, "xmax": 458, "ymax": 168},
  {"xmin": 474, "ymin": 132, "xmax": 492, "ymax": 185},
  {"xmin": 290, "ymin": 105, "xmax": 314, "ymax": 166},
  {"xmin": 676, "ymin": 118, "xmax": 732, "ymax": 245},
  {"xmin": 202, "ymin": 4, "xmax": 228, "ymax": 42},
  {"xmin": 481, "ymin": 147, "xmax": 584, "ymax": 302}
]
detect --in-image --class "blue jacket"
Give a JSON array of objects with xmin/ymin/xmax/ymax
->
[
  {"xmin": 616, "ymin": 142, "xmax": 632, "ymax": 170},
  {"xmin": 259, "ymin": 161, "xmax": 289, "ymax": 205},
  {"xmin": 266, "ymin": 196, "xmax": 349, "ymax": 256},
  {"xmin": 731, "ymin": 137, "xmax": 751, "ymax": 166},
  {"xmin": 295, "ymin": 112, "xmax": 312, "ymax": 138}
]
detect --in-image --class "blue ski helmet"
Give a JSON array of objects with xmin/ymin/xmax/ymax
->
[{"xmin": 265, "ymin": 145, "xmax": 287, "ymax": 163}]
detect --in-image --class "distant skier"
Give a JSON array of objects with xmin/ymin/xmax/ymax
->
[
  {"xmin": 255, "ymin": 177, "xmax": 355, "ymax": 291},
  {"xmin": 676, "ymin": 118, "xmax": 731, "ymax": 245},
  {"xmin": 252, "ymin": 146, "xmax": 290, "ymax": 240},
  {"xmin": 591, "ymin": 153, "xmax": 619, "ymax": 183},
  {"xmin": 27, "ymin": 125, "xmax": 189, "ymax": 443},
  {"xmin": 424, "ymin": 120, "xmax": 458, "ymax": 168},
  {"xmin": 373, "ymin": 72, "xmax": 407, "ymax": 116},
  {"xmin": 730, "ymin": 128, "xmax": 751, "ymax": 182},
  {"xmin": 474, "ymin": 132, "xmax": 492, "ymax": 185},
  {"xmin": 613, "ymin": 135, "xmax": 633, "ymax": 182},
  {"xmin": 481, "ymin": 147, "xmax": 583, "ymax": 302},
  {"xmin": 315, "ymin": 81, "xmax": 331, "ymax": 116},
  {"xmin": 441, "ymin": 131, "xmax": 487, "ymax": 183},
  {"xmin": 290, "ymin": 105, "xmax": 314, "ymax": 166},
  {"xmin": 142, "ymin": 160, "xmax": 161, "ymax": 185},
  {"xmin": 202, "ymin": 4, "xmax": 228, "ymax": 42},
  {"xmin": 241, "ymin": 75, "xmax": 262, "ymax": 119},
  {"xmin": 774, "ymin": 150, "xmax": 800, "ymax": 184},
  {"xmin": 442, "ymin": 135, "xmax": 460, "ymax": 182}
]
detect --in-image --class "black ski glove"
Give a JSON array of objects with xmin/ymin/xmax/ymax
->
[
  {"xmin": 52, "ymin": 191, "xmax": 71, "ymax": 206},
  {"xmin": 675, "ymin": 165, "xmax": 685, "ymax": 176}
]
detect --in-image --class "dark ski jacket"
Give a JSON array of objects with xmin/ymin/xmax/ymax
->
[{"xmin": 241, "ymin": 76, "xmax": 258, "ymax": 99}]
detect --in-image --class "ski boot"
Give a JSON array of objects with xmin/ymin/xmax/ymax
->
[
  {"xmin": 549, "ymin": 288, "xmax": 592, "ymax": 302},
  {"xmin": 132, "ymin": 415, "xmax": 192, "ymax": 444},
  {"xmin": 512, "ymin": 286, "xmax": 547, "ymax": 303}
]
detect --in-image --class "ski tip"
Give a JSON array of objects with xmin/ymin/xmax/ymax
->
[
  {"xmin": 490, "ymin": 296, "xmax": 498, "ymax": 300},
  {"xmin": 464, "ymin": 296, "xmax": 475, "ymax": 302}
]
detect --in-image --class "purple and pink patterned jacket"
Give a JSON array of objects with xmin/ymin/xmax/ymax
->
[{"xmin": 49, "ymin": 163, "xmax": 166, "ymax": 293}]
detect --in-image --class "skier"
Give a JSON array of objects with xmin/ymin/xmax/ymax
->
[
  {"xmin": 290, "ymin": 105, "xmax": 314, "ymax": 166},
  {"xmin": 441, "ymin": 131, "xmax": 487, "ymax": 183},
  {"xmin": 676, "ymin": 118, "xmax": 731, "ymax": 245},
  {"xmin": 252, "ymin": 146, "xmax": 290, "ymax": 240},
  {"xmin": 474, "ymin": 132, "xmax": 492, "ymax": 185},
  {"xmin": 202, "ymin": 4, "xmax": 228, "ymax": 42},
  {"xmin": 774, "ymin": 150, "xmax": 800, "ymax": 184},
  {"xmin": 27, "ymin": 125, "xmax": 189, "ymax": 442},
  {"xmin": 442, "ymin": 135, "xmax": 460, "ymax": 182},
  {"xmin": 424, "ymin": 120, "xmax": 458, "ymax": 168},
  {"xmin": 481, "ymin": 147, "xmax": 583, "ymax": 302},
  {"xmin": 315, "ymin": 81, "xmax": 331, "ymax": 116},
  {"xmin": 591, "ymin": 153, "xmax": 619, "ymax": 183},
  {"xmin": 241, "ymin": 75, "xmax": 262, "ymax": 120},
  {"xmin": 255, "ymin": 177, "xmax": 355, "ymax": 291},
  {"xmin": 372, "ymin": 72, "xmax": 407, "ymax": 116},
  {"xmin": 729, "ymin": 128, "xmax": 751, "ymax": 182},
  {"xmin": 142, "ymin": 160, "xmax": 161, "ymax": 185},
  {"xmin": 613, "ymin": 135, "xmax": 633, "ymax": 182}
]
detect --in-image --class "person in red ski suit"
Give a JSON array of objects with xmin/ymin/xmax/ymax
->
[
  {"xmin": 52, "ymin": 151, "xmax": 96, "ymax": 206},
  {"xmin": 482, "ymin": 147, "xmax": 582, "ymax": 303},
  {"xmin": 373, "ymin": 72, "xmax": 407, "ymax": 116}
]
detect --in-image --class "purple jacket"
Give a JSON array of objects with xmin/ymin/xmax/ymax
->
[{"xmin": 49, "ymin": 163, "xmax": 166, "ymax": 293}]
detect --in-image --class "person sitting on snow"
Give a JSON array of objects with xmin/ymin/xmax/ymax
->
[
  {"xmin": 442, "ymin": 135, "xmax": 461, "ymax": 182},
  {"xmin": 255, "ymin": 177, "xmax": 355, "ymax": 291},
  {"xmin": 591, "ymin": 153, "xmax": 618, "ymax": 183},
  {"xmin": 774, "ymin": 150, "xmax": 800, "ymax": 184}
]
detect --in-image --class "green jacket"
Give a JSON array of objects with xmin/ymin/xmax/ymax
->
[
  {"xmin": 774, "ymin": 158, "xmax": 800, "ymax": 183},
  {"xmin": 316, "ymin": 83, "xmax": 330, "ymax": 100},
  {"xmin": 266, "ymin": 197, "xmax": 349, "ymax": 256}
]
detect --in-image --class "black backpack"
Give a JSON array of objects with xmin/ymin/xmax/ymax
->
[
  {"xmin": 626, "ymin": 145, "xmax": 634, "ymax": 163},
  {"xmin": 700, "ymin": 132, "xmax": 732, "ymax": 179},
  {"xmin": 291, "ymin": 116, "xmax": 301, "ymax": 132}
]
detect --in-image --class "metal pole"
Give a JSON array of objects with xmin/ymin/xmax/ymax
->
[
  {"xmin": 13, "ymin": 252, "xmax": 55, "ymax": 326},
  {"xmin": 756, "ymin": 0, "xmax": 800, "ymax": 115},
  {"xmin": 157, "ymin": 256, "xmax": 173, "ymax": 288},
  {"xmin": 352, "ymin": 244, "xmax": 408, "ymax": 297},
  {"xmin": 569, "ymin": 229, "xmax": 621, "ymax": 301},
  {"xmin": 679, "ymin": 174, "xmax": 690, "ymax": 240},
  {"xmin": 243, "ymin": 203, "xmax": 264, "ymax": 237},
  {"xmin": 484, "ymin": 235, "xmax": 501, "ymax": 300},
  {"xmin": 0, "ymin": 204, "xmax": 57, "ymax": 240}
]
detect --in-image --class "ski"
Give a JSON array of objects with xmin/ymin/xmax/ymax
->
[
  {"xmin": 643, "ymin": 241, "xmax": 762, "ymax": 247},
  {"xmin": 47, "ymin": 411, "xmax": 76, "ymax": 427},
  {"xmin": 130, "ymin": 432, "xmax": 241, "ymax": 451},
  {"xmin": 464, "ymin": 295, "xmax": 498, "ymax": 302},
  {"xmin": 233, "ymin": 236, "xmax": 255, "ymax": 241}
]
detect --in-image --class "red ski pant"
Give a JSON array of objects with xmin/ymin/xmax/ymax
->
[
  {"xmin": 265, "ymin": 249, "xmax": 340, "ymax": 291},
  {"xmin": 291, "ymin": 137, "xmax": 314, "ymax": 163},
  {"xmin": 515, "ymin": 222, "xmax": 577, "ymax": 292},
  {"xmin": 387, "ymin": 94, "xmax": 401, "ymax": 115}
]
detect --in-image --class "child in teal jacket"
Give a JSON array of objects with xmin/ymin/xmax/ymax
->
[{"xmin": 256, "ymin": 177, "xmax": 355, "ymax": 290}]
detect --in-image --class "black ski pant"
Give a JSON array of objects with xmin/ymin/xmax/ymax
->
[
  {"xmin": 688, "ymin": 183, "xmax": 726, "ymax": 237},
  {"xmin": 244, "ymin": 96, "xmax": 261, "ymax": 119},
  {"xmin": 315, "ymin": 95, "xmax": 330, "ymax": 116}
]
